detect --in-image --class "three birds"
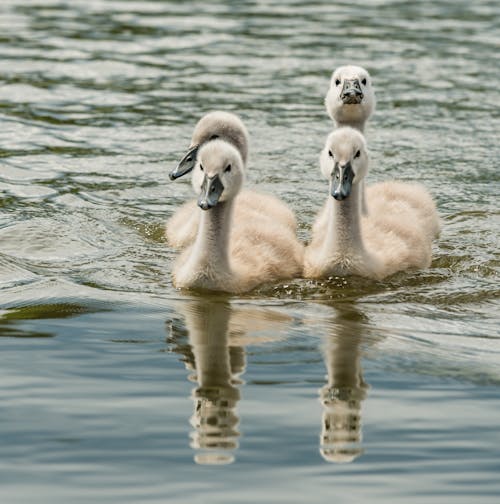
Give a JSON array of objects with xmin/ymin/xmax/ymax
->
[{"xmin": 166, "ymin": 65, "xmax": 440, "ymax": 293}]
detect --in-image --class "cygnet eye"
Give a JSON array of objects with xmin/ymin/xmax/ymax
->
[
  {"xmin": 224, "ymin": 164, "xmax": 231, "ymax": 173},
  {"xmin": 354, "ymin": 150, "xmax": 361, "ymax": 159},
  {"xmin": 328, "ymin": 150, "xmax": 333, "ymax": 158},
  {"xmin": 361, "ymin": 78, "xmax": 367, "ymax": 85},
  {"xmin": 335, "ymin": 79, "xmax": 341, "ymax": 86},
  {"xmin": 210, "ymin": 134, "xmax": 219, "ymax": 141},
  {"xmin": 199, "ymin": 164, "xmax": 204, "ymax": 172}
]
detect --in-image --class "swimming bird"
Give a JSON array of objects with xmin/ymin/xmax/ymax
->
[
  {"xmin": 169, "ymin": 111, "xmax": 249, "ymax": 181},
  {"xmin": 325, "ymin": 65, "xmax": 376, "ymax": 215},
  {"xmin": 325, "ymin": 65, "xmax": 376, "ymax": 132},
  {"xmin": 166, "ymin": 111, "xmax": 296, "ymax": 248},
  {"xmin": 173, "ymin": 139, "xmax": 304, "ymax": 293},
  {"xmin": 304, "ymin": 127, "xmax": 439, "ymax": 280}
]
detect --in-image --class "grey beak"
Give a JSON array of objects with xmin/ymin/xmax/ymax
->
[
  {"xmin": 331, "ymin": 162, "xmax": 354, "ymax": 200},
  {"xmin": 340, "ymin": 79, "xmax": 364, "ymax": 104},
  {"xmin": 198, "ymin": 174, "xmax": 224, "ymax": 210},
  {"xmin": 169, "ymin": 144, "xmax": 199, "ymax": 180}
]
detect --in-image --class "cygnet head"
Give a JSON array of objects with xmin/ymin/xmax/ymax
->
[
  {"xmin": 192, "ymin": 139, "xmax": 245, "ymax": 210},
  {"xmin": 325, "ymin": 65, "xmax": 375, "ymax": 129},
  {"xmin": 170, "ymin": 111, "xmax": 249, "ymax": 180},
  {"xmin": 320, "ymin": 127, "xmax": 369, "ymax": 201}
]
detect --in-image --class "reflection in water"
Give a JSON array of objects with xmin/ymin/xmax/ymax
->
[
  {"xmin": 168, "ymin": 299, "xmax": 240, "ymax": 465},
  {"xmin": 319, "ymin": 305, "xmax": 370, "ymax": 463},
  {"xmin": 187, "ymin": 300, "xmax": 242, "ymax": 465},
  {"xmin": 167, "ymin": 298, "xmax": 291, "ymax": 465}
]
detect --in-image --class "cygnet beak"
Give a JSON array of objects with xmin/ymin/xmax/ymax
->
[
  {"xmin": 169, "ymin": 144, "xmax": 199, "ymax": 180},
  {"xmin": 198, "ymin": 174, "xmax": 224, "ymax": 210},
  {"xmin": 331, "ymin": 162, "xmax": 354, "ymax": 200},
  {"xmin": 340, "ymin": 79, "xmax": 364, "ymax": 104}
]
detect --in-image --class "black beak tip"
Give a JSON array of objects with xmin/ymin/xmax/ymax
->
[
  {"xmin": 340, "ymin": 93, "xmax": 364, "ymax": 104},
  {"xmin": 168, "ymin": 171, "xmax": 177, "ymax": 181}
]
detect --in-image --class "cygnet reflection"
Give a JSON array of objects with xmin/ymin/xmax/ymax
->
[
  {"xmin": 319, "ymin": 305, "xmax": 370, "ymax": 463},
  {"xmin": 167, "ymin": 297, "xmax": 291, "ymax": 465}
]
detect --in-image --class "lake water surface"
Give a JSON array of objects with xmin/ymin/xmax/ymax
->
[{"xmin": 0, "ymin": 0, "xmax": 499, "ymax": 502}]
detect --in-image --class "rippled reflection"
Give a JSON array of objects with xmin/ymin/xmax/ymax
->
[
  {"xmin": 318, "ymin": 305, "xmax": 371, "ymax": 463},
  {"xmin": 167, "ymin": 297, "xmax": 291, "ymax": 464}
]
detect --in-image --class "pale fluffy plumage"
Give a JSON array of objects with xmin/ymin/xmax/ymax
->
[
  {"xmin": 325, "ymin": 65, "xmax": 376, "ymax": 215},
  {"xmin": 366, "ymin": 181, "xmax": 441, "ymax": 241},
  {"xmin": 173, "ymin": 140, "xmax": 303, "ymax": 293},
  {"xmin": 325, "ymin": 65, "xmax": 376, "ymax": 130},
  {"xmin": 166, "ymin": 190, "xmax": 297, "ymax": 249},
  {"xmin": 166, "ymin": 111, "xmax": 296, "ymax": 249},
  {"xmin": 311, "ymin": 181, "xmax": 440, "ymax": 245},
  {"xmin": 187, "ymin": 111, "xmax": 249, "ymax": 164},
  {"xmin": 304, "ymin": 128, "xmax": 440, "ymax": 280}
]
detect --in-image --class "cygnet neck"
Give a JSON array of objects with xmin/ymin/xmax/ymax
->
[
  {"xmin": 191, "ymin": 200, "xmax": 233, "ymax": 274},
  {"xmin": 335, "ymin": 118, "xmax": 365, "ymax": 133},
  {"xmin": 323, "ymin": 182, "xmax": 364, "ymax": 258},
  {"xmin": 189, "ymin": 306, "xmax": 233, "ymax": 387}
]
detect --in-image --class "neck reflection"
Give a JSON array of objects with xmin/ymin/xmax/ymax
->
[
  {"xmin": 172, "ymin": 299, "xmax": 241, "ymax": 465},
  {"xmin": 167, "ymin": 297, "xmax": 291, "ymax": 465},
  {"xmin": 319, "ymin": 304, "xmax": 370, "ymax": 463}
]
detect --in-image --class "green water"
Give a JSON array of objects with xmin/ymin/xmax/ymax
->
[{"xmin": 0, "ymin": 1, "xmax": 499, "ymax": 502}]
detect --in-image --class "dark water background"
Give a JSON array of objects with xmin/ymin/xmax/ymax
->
[{"xmin": 0, "ymin": 0, "xmax": 499, "ymax": 502}]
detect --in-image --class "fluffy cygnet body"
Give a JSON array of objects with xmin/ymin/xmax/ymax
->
[
  {"xmin": 173, "ymin": 140, "xmax": 304, "ymax": 293},
  {"xmin": 166, "ymin": 111, "xmax": 297, "ymax": 248},
  {"xmin": 304, "ymin": 128, "xmax": 439, "ymax": 280},
  {"xmin": 166, "ymin": 191, "xmax": 296, "ymax": 249}
]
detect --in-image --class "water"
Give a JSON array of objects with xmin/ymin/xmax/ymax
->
[{"xmin": 0, "ymin": 0, "xmax": 499, "ymax": 502}]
